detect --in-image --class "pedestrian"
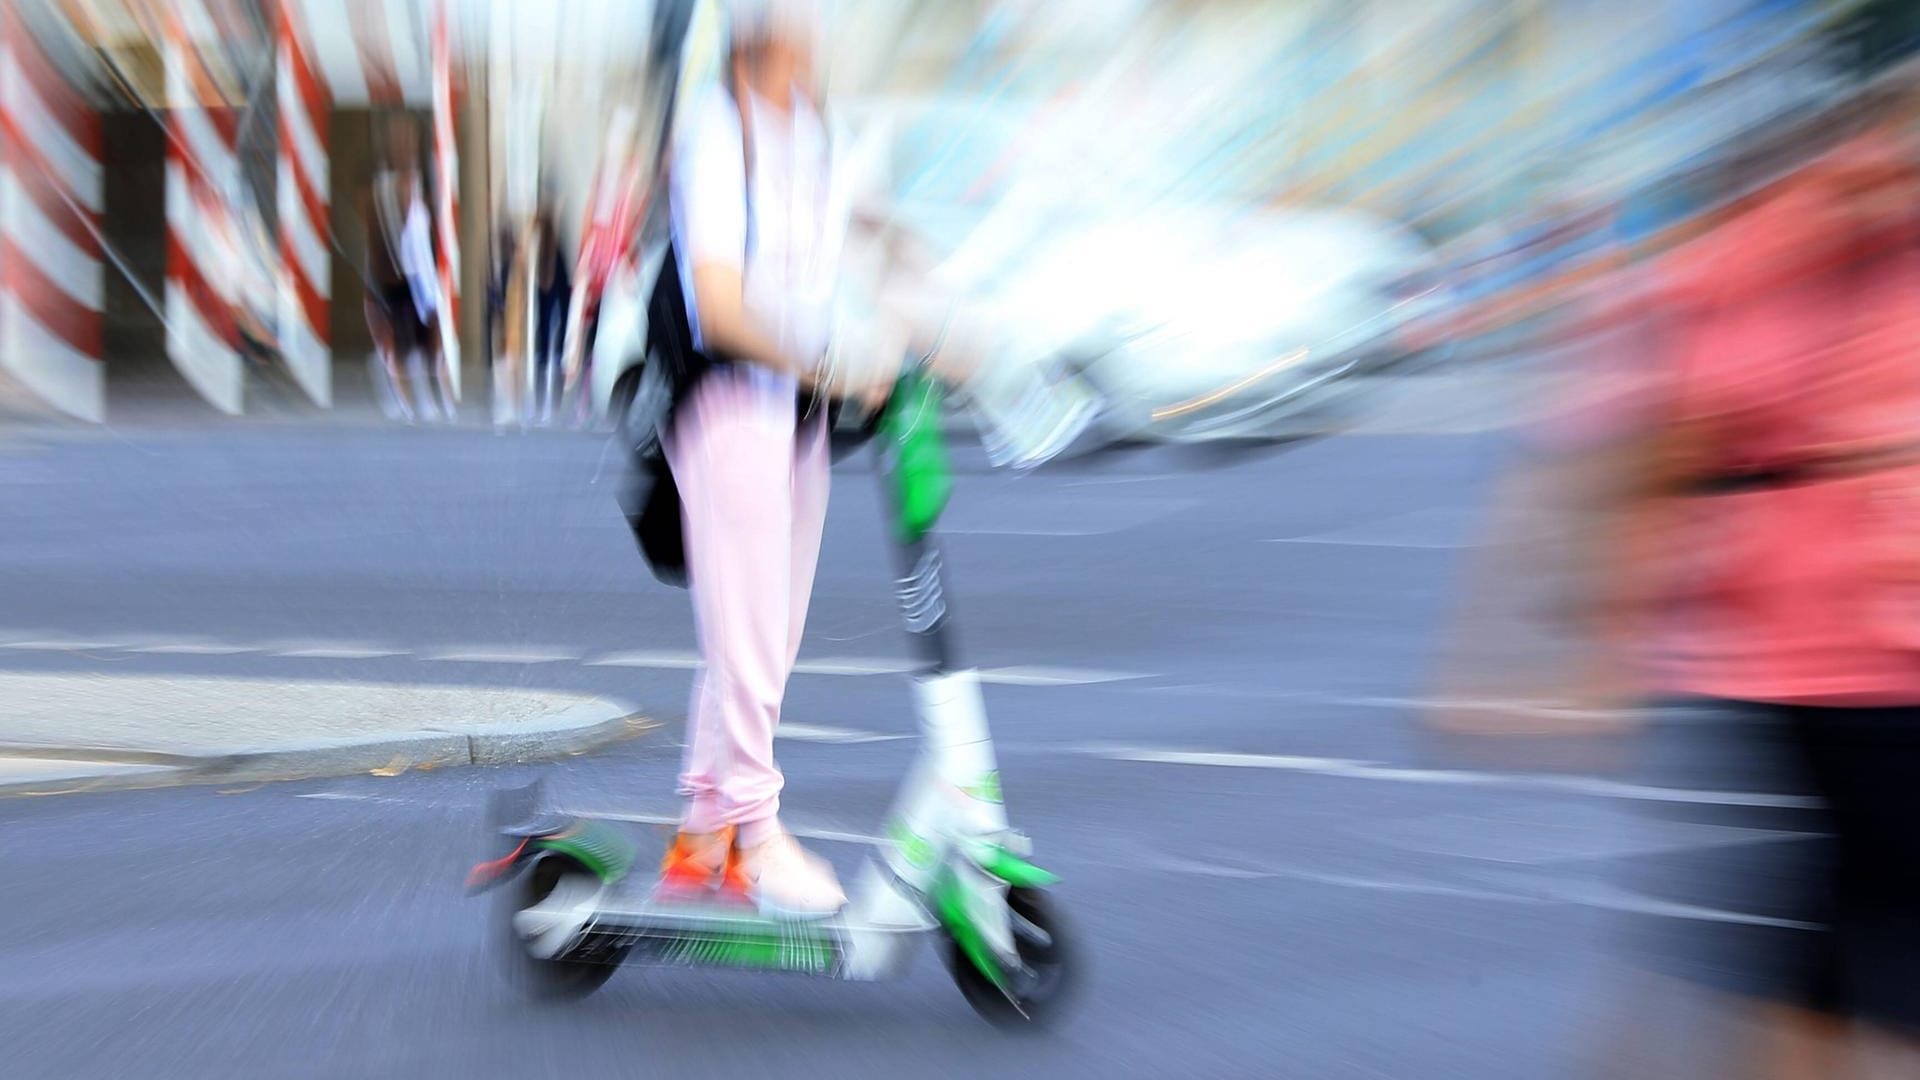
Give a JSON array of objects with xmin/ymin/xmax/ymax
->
[
  {"xmin": 1437, "ymin": 78, "xmax": 1920, "ymax": 1078},
  {"xmin": 529, "ymin": 191, "xmax": 572, "ymax": 427},
  {"xmin": 363, "ymin": 115, "xmax": 451, "ymax": 423},
  {"xmin": 557, "ymin": 108, "xmax": 645, "ymax": 428},
  {"xmin": 488, "ymin": 220, "xmax": 518, "ymax": 428}
]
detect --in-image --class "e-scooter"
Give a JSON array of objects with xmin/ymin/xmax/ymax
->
[{"xmin": 468, "ymin": 372, "xmax": 1078, "ymax": 1028}]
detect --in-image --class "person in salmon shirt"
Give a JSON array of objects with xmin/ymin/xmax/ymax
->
[{"xmin": 1571, "ymin": 80, "xmax": 1920, "ymax": 1078}]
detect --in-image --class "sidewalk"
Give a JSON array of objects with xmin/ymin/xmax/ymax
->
[{"xmin": 0, "ymin": 673, "xmax": 646, "ymax": 796}]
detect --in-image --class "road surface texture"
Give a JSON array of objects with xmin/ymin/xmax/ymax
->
[{"xmin": 0, "ymin": 377, "xmax": 1712, "ymax": 1078}]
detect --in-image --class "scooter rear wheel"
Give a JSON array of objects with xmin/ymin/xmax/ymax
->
[
  {"xmin": 498, "ymin": 854, "xmax": 627, "ymax": 1000},
  {"xmin": 945, "ymin": 886, "xmax": 1079, "ymax": 1029}
]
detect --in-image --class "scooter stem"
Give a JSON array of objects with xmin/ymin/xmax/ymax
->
[
  {"xmin": 877, "ymin": 370, "xmax": 960, "ymax": 675},
  {"xmin": 875, "ymin": 373, "xmax": 1008, "ymax": 835}
]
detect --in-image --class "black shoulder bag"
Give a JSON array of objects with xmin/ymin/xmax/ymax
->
[{"xmin": 618, "ymin": 92, "xmax": 877, "ymax": 588}]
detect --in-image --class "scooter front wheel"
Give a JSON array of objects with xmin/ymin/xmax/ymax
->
[
  {"xmin": 944, "ymin": 886, "xmax": 1079, "ymax": 1029},
  {"xmin": 497, "ymin": 853, "xmax": 627, "ymax": 1000}
]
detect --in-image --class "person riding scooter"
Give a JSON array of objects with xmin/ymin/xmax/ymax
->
[{"xmin": 652, "ymin": 0, "xmax": 886, "ymax": 918}]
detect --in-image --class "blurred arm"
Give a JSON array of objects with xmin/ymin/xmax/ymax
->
[
  {"xmin": 688, "ymin": 263, "xmax": 813, "ymax": 381},
  {"xmin": 1423, "ymin": 272, "xmax": 1677, "ymax": 737}
]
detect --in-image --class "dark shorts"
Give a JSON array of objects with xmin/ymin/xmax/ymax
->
[
  {"xmin": 534, "ymin": 286, "xmax": 568, "ymax": 370},
  {"xmin": 1618, "ymin": 699, "xmax": 1920, "ymax": 1034},
  {"xmin": 370, "ymin": 284, "xmax": 432, "ymax": 356}
]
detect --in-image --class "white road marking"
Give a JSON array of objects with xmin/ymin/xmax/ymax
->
[
  {"xmin": 420, "ymin": 647, "xmax": 581, "ymax": 665},
  {"xmin": 1119, "ymin": 847, "xmax": 1528, "ymax": 902},
  {"xmin": 583, "ymin": 650, "xmax": 703, "ymax": 669},
  {"xmin": 273, "ymin": 646, "xmax": 409, "ymax": 659},
  {"xmin": 1267, "ymin": 508, "xmax": 1482, "ymax": 549},
  {"xmin": 126, "ymin": 643, "xmax": 261, "ymax": 656},
  {"xmin": 1545, "ymin": 880, "xmax": 1819, "ymax": 931},
  {"xmin": 1096, "ymin": 748, "xmax": 1372, "ymax": 771},
  {"xmin": 1, "ymin": 639, "xmax": 127, "ymax": 652},
  {"xmin": 791, "ymin": 657, "xmax": 915, "ymax": 676},
  {"xmin": 778, "ymin": 723, "xmax": 909, "ymax": 744},
  {"xmin": 1062, "ymin": 475, "xmax": 1174, "ymax": 488},
  {"xmin": 1118, "ymin": 844, "xmax": 1820, "ymax": 929},
  {"xmin": 1530, "ymin": 774, "xmax": 1821, "ymax": 808},
  {"xmin": 266, "ymin": 640, "xmax": 409, "ymax": 659},
  {"xmin": 1333, "ymin": 695, "xmax": 1625, "ymax": 721},
  {"xmin": 942, "ymin": 526, "xmax": 1115, "ymax": 537},
  {"xmin": 1080, "ymin": 744, "xmax": 1822, "ymax": 808},
  {"xmin": 979, "ymin": 666, "xmax": 1146, "ymax": 687},
  {"xmin": 1369, "ymin": 811, "xmax": 1800, "ymax": 866},
  {"xmin": 1136, "ymin": 686, "xmax": 1636, "ymax": 723},
  {"xmin": 587, "ymin": 652, "xmax": 1145, "ymax": 686},
  {"xmin": 3, "ymin": 633, "xmax": 1143, "ymax": 688}
]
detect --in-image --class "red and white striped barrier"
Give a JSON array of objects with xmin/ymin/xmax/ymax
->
[
  {"xmin": 430, "ymin": 0, "xmax": 460, "ymax": 399},
  {"xmin": 162, "ymin": 2, "xmax": 245, "ymax": 415},
  {"xmin": 0, "ymin": 5, "xmax": 105, "ymax": 422},
  {"xmin": 277, "ymin": 0, "xmax": 332, "ymax": 407}
]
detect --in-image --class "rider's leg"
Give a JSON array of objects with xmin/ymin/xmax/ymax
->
[
  {"xmin": 780, "ymin": 416, "xmax": 831, "ymax": 725},
  {"xmin": 667, "ymin": 373, "xmax": 797, "ymax": 840},
  {"xmin": 665, "ymin": 374, "xmax": 841, "ymax": 913},
  {"xmin": 666, "ymin": 376, "xmax": 844, "ymax": 912},
  {"xmin": 725, "ymin": 415, "xmax": 842, "ymax": 912},
  {"xmin": 664, "ymin": 411, "xmax": 829, "ymax": 891}
]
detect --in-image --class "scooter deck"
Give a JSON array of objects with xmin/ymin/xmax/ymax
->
[
  {"xmin": 588, "ymin": 883, "xmax": 932, "ymax": 937},
  {"xmin": 557, "ymin": 883, "xmax": 932, "ymax": 978}
]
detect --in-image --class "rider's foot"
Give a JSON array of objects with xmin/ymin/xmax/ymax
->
[
  {"xmin": 735, "ymin": 831, "xmax": 846, "ymax": 919},
  {"xmin": 655, "ymin": 826, "xmax": 733, "ymax": 898}
]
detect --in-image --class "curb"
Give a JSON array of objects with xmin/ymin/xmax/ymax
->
[
  {"xmin": 0, "ymin": 696, "xmax": 648, "ymax": 798},
  {"xmin": 465, "ymin": 698, "xmax": 645, "ymax": 765}
]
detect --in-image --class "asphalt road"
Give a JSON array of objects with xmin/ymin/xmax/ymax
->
[{"xmin": 0, "ymin": 393, "xmax": 1682, "ymax": 1078}]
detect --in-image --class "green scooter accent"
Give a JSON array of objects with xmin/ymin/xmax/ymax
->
[
  {"xmin": 977, "ymin": 845, "xmax": 1060, "ymax": 890},
  {"xmin": 530, "ymin": 820, "xmax": 637, "ymax": 884},
  {"xmin": 937, "ymin": 845, "xmax": 1061, "ymax": 996},
  {"xmin": 878, "ymin": 370, "xmax": 953, "ymax": 545},
  {"xmin": 933, "ymin": 865, "xmax": 1008, "ymax": 994}
]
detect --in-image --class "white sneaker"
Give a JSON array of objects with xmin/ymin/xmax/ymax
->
[{"xmin": 736, "ymin": 832, "xmax": 846, "ymax": 920}]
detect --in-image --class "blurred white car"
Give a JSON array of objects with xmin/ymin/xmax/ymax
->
[
  {"xmin": 591, "ymin": 199, "xmax": 1450, "ymax": 450},
  {"xmin": 940, "ymin": 201, "xmax": 1451, "ymax": 445}
]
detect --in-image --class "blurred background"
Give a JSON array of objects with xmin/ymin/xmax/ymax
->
[{"xmin": 0, "ymin": 1, "xmax": 1916, "ymax": 1077}]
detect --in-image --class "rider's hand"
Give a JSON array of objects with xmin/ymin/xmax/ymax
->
[{"xmin": 856, "ymin": 375, "xmax": 893, "ymax": 414}]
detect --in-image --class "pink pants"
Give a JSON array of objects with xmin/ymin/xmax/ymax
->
[{"xmin": 665, "ymin": 372, "xmax": 830, "ymax": 847}]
